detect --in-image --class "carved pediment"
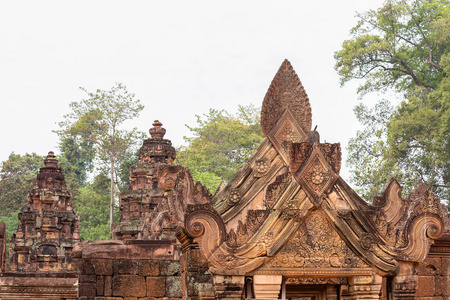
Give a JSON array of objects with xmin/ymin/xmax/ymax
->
[{"xmin": 256, "ymin": 209, "xmax": 371, "ymax": 276}]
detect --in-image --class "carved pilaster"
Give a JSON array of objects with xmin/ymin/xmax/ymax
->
[
  {"xmin": 392, "ymin": 262, "xmax": 417, "ymax": 300},
  {"xmin": 213, "ymin": 275, "xmax": 245, "ymax": 299},
  {"xmin": 326, "ymin": 285, "xmax": 338, "ymax": 300},
  {"xmin": 348, "ymin": 274, "xmax": 382, "ymax": 300}
]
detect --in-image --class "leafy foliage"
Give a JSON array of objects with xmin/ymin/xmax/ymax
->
[
  {"xmin": 73, "ymin": 173, "xmax": 113, "ymax": 241},
  {"xmin": 0, "ymin": 153, "xmax": 43, "ymax": 216},
  {"xmin": 57, "ymin": 83, "xmax": 144, "ymax": 235},
  {"xmin": 335, "ymin": 0, "xmax": 449, "ymax": 96},
  {"xmin": 336, "ymin": 0, "xmax": 449, "ymax": 201},
  {"xmin": 176, "ymin": 104, "xmax": 264, "ymax": 193}
]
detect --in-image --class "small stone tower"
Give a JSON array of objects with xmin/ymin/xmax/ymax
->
[
  {"xmin": 112, "ymin": 120, "xmax": 176, "ymax": 240},
  {"xmin": 10, "ymin": 152, "xmax": 80, "ymax": 272}
]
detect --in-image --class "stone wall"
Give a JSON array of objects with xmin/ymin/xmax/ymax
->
[
  {"xmin": 416, "ymin": 256, "xmax": 450, "ymax": 298},
  {"xmin": 77, "ymin": 258, "xmax": 181, "ymax": 300}
]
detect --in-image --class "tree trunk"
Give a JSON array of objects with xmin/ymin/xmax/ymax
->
[{"xmin": 110, "ymin": 159, "xmax": 115, "ymax": 238}]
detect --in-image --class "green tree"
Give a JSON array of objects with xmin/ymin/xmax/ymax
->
[
  {"xmin": 176, "ymin": 104, "xmax": 264, "ymax": 193},
  {"xmin": 57, "ymin": 83, "xmax": 144, "ymax": 235},
  {"xmin": 335, "ymin": 0, "xmax": 449, "ymax": 200},
  {"xmin": 0, "ymin": 153, "xmax": 43, "ymax": 216},
  {"xmin": 335, "ymin": 0, "xmax": 449, "ymax": 96},
  {"xmin": 73, "ymin": 173, "xmax": 112, "ymax": 241}
]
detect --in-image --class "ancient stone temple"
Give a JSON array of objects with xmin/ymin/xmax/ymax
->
[
  {"xmin": 158, "ymin": 60, "xmax": 450, "ymax": 299},
  {"xmin": 112, "ymin": 120, "xmax": 177, "ymax": 240},
  {"xmin": 74, "ymin": 124, "xmax": 185, "ymax": 299},
  {"xmin": 59, "ymin": 59, "xmax": 450, "ymax": 299},
  {"xmin": 10, "ymin": 151, "xmax": 80, "ymax": 272},
  {"xmin": 0, "ymin": 152, "xmax": 79, "ymax": 299}
]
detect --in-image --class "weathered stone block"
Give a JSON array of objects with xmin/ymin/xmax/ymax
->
[
  {"xmin": 104, "ymin": 276, "xmax": 113, "ymax": 297},
  {"xmin": 442, "ymin": 258, "xmax": 450, "ymax": 276},
  {"xmin": 417, "ymin": 276, "xmax": 436, "ymax": 297},
  {"xmin": 80, "ymin": 274, "xmax": 97, "ymax": 283},
  {"xmin": 113, "ymin": 275, "xmax": 146, "ymax": 297},
  {"xmin": 437, "ymin": 276, "xmax": 450, "ymax": 296},
  {"xmin": 124, "ymin": 297, "xmax": 138, "ymax": 300},
  {"xmin": 79, "ymin": 282, "xmax": 97, "ymax": 297},
  {"xmin": 146, "ymin": 276, "xmax": 166, "ymax": 297},
  {"xmin": 166, "ymin": 276, "xmax": 182, "ymax": 298},
  {"xmin": 417, "ymin": 258, "xmax": 442, "ymax": 276},
  {"xmin": 92, "ymin": 259, "xmax": 114, "ymax": 275},
  {"xmin": 94, "ymin": 297, "xmax": 122, "ymax": 300},
  {"xmin": 79, "ymin": 258, "xmax": 96, "ymax": 275},
  {"xmin": 114, "ymin": 259, "xmax": 139, "ymax": 275},
  {"xmin": 160, "ymin": 261, "xmax": 180, "ymax": 276},
  {"xmin": 138, "ymin": 260, "xmax": 159, "ymax": 276},
  {"xmin": 97, "ymin": 275, "xmax": 105, "ymax": 296}
]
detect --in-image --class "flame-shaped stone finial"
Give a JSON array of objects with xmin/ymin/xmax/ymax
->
[{"xmin": 261, "ymin": 59, "xmax": 312, "ymax": 136}]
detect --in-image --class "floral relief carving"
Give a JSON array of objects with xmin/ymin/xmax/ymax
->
[
  {"xmin": 253, "ymin": 158, "xmax": 270, "ymax": 177},
  {"xmin": 227, "ymin": 189, "xmax": 242, "ymax": 205}
]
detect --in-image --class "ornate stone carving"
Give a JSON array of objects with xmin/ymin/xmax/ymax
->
[
  {"xmin": 10, "ymin": 152, "xmax": 80, "ymax": 272},
  {"xmin": 264, "ymin": 170, "xmax": 291, "ymax": 209},
  {"xmin": 253, "ymin": 158, "xmax": 270, "ymax": 177},
  {"xmin": 227, "ymin": 189, "xmax": 241, "ymax": 206},
  {"xmin": 113, "ymin": 121, "xmax": 178, "ymax": 240},
  {"xmin": 261, "ymin": 59, "xmax": 312, "ymax": 136},
  {"xmin": 285, "ymin": 277, "xmax": 347, "ymax": 285},
  {"xmin": 226, "ymin": 210, "xmax": 270, "ymax": 247},
  {"xmin": 267, "ymin": 210, "xmax": 368, "ymax": 269}
]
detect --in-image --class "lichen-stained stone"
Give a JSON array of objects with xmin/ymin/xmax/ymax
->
[
  {"xmin": 165, "ymin": 276, "xmax": 182, "ymax": 298},
  {"xmin": 113, "ymin": 275, "xmax": 146, "ymax": 297},
  {"xmin": 146, "ymin": 276, "xmax": 166, "ymax": 297},
  {"xmin": 159, "ymin": 260, "xmax": 180, "ymax": 276},
  {"xmin": 9, "ymin": 152, "xmax": 80, "ymax": 272}
]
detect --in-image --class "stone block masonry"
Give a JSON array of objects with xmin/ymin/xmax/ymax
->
[{"xmin": 76, "ymin": 258, "xmax": 181, "ymax": 300}]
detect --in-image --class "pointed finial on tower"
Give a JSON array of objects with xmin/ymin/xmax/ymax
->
[
  {"xmin": 44, "ymin": 151, "xmax": 58, "ymax": 168},
  {"xmin": 261, "ymin": 59, "xmax": 312, "ymax": 136},
  {"xmin": 149, "ymin": 120, "xmax": 166, "ymax": 139}
]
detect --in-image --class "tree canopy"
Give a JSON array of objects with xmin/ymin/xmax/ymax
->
[
  {"xmin": 176, "ymin": 104, "xmax": 264, "ymax": 193},
  {"xmin": 0, "ymin": 153, "xmax": 43, "ymax": 216},
  {"xmin": 57, "ymin": 83, "xmax": 144, "ymax": 235},
  {"xmin": 335, "ymin": 0, "xmax": 449, "ymax": 200}
]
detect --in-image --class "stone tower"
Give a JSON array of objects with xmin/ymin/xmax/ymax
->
[
  {"xmin": 112, "ymin": 120, "xmax": 176, "ymax": 240},
  {"xmin": 10, "ymin": 152, "xmax": 80, "ymax": 272}
]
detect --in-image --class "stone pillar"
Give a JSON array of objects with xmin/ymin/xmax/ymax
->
[
  {"xmin": 213, "ymin": 275, "xmax": 245, "ymax": 299},
  {"xmin": 348, "ymin": 274, "xmax": 382, "ymax": 300},
  {"xmin": 253, "ymin": 275, "xmax": 282, "ymax": 299},
  {"xmin": 392, "ymin": 262, "xmax": 417, "ymax": 300}
]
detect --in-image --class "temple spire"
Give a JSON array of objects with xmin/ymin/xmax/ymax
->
[{"xmin": 261, "ymin": 59, "xmax": 312, "ymax": 136}]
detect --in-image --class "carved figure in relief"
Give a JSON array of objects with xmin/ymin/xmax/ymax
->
[{"xmin": 268, "ymin": 210, "xmax": 368, "ymax": 269}]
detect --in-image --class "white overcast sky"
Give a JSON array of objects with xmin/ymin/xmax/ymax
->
[{"xmin": 0, "ymin": 0, "xmax": 386, "ymax": 182}]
